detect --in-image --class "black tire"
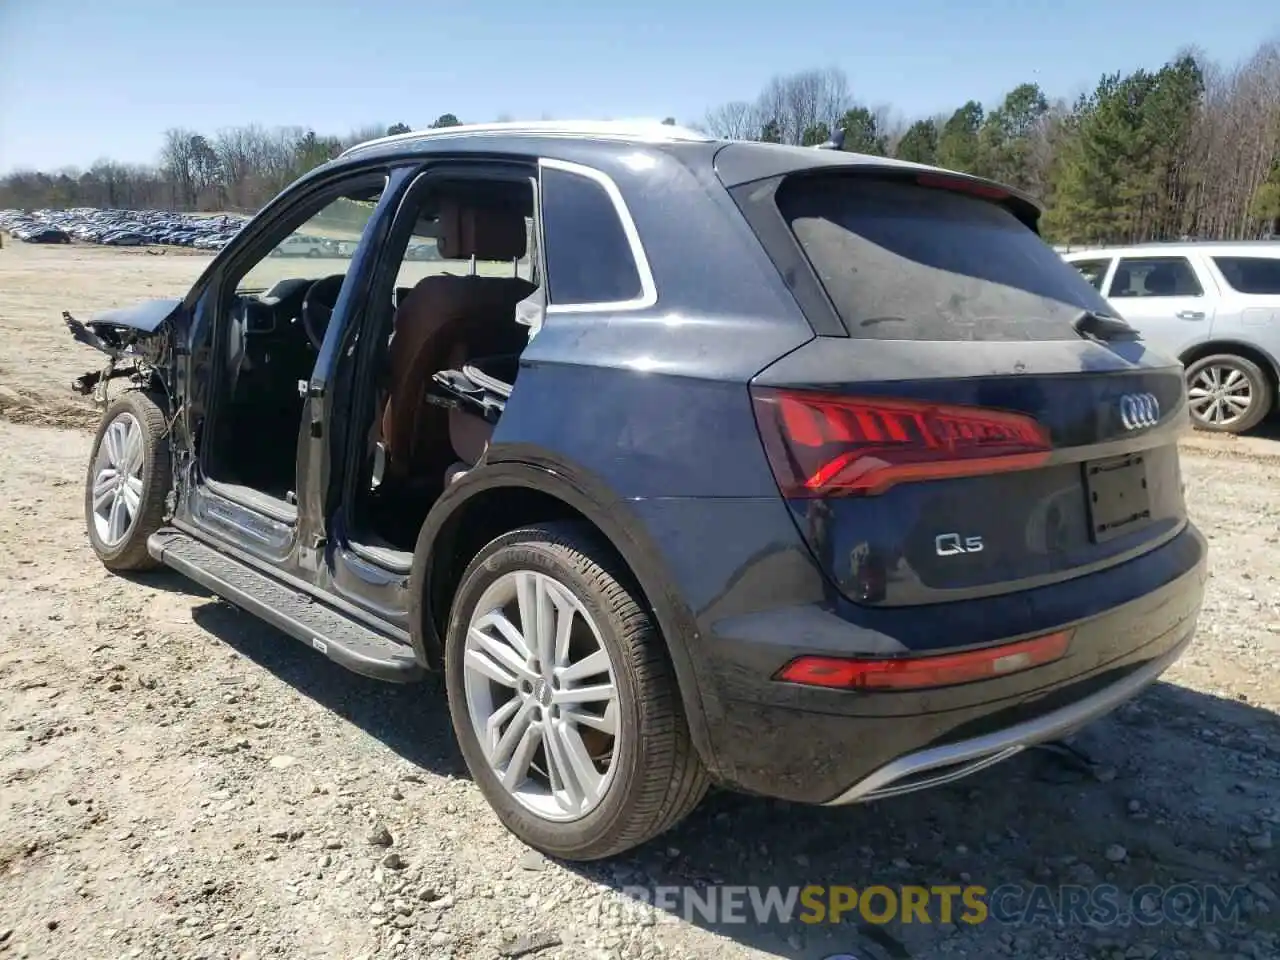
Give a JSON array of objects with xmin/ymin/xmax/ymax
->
[
  {"xmin": 444, "ymin": 521, "xmax": 709, "ymax": 861},
  {"xmin": 1184, "ymin": 353, "xmax": 1273, "ymax": 434},
  {"xmin": 83, "ymin": 390, "xmax": 172, "ymax": 571}
]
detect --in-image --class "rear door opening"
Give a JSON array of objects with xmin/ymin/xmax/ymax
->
[{"xmin": 732, "ymin": 166, "xmax": 1191, "ymax": 609}]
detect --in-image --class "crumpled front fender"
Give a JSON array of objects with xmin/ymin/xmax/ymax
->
[
  {"xmin": 65, "ymin": 297, "xmax": 180, "ymax": 398},
  {"xmin": 84, "ymin": 297, "xmax": 183, "ymax": 335}
]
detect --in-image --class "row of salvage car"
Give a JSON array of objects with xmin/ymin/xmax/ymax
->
[{"xmin": 0, "ymin": 208, "xmax": 248, "ymax": 250}]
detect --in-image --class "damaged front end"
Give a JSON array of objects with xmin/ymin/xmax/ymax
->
[{"xmin": 65, "ymin": 297, "xmax": 180, "ymax": 404}]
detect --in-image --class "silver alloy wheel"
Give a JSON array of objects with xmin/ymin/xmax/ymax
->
[
  {"xmin": 462, "ymin": 570, "xmax": 621, "ymax": 822},
  {"xmin": 90, "ymin": 411, "xmax": 145, "ymax": 547},
  {"xmin": 1188, "ymin": 364, "xmax": 1253, "ymax": 427}
]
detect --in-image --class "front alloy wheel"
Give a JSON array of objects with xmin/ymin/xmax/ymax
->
[
  {"xmin": 84, "ymin": 390, "xmax": 172, "ymax": 570},
  {"xmin": 444, "ymin": 522, "xmax": 709, "ymax": 861},
  {"xmin": 91, "ymin": 411, "xmax": 145, "ymax": 547}
]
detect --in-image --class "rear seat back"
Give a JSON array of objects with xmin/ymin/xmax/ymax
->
[{"xmin": 379, "ymin": 199, "xmax": 534, "ymax": 482}]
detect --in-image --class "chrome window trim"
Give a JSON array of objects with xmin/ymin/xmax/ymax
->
[{"xmin": 537, "ymin": 157, "xmax": 658, "ymax": 314}]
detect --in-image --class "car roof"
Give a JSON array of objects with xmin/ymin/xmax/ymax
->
[
  {"xmin": 1062, "ymin": 241, "xmax": 1280, "ymax": 259},
  {"xmin": 337, "ymin": 119, "xmax": 716, "ymax": 159},
  {"xmin": 332, "ymin": 119, "xmax": 1042, "ymax": 222}
]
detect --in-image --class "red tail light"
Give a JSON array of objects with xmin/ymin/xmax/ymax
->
[
  {"xmin": 750, "ymin": 388, "xmax": 1051, "ymax": 497},
  {"xmin": 776, "ymin": 630, "xmax": 1072, "ymax": 690}
]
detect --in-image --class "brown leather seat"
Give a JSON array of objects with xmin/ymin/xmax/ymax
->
[{"xmin": 380, "ymin": 200, "xmax": 535, "ymax": 483}]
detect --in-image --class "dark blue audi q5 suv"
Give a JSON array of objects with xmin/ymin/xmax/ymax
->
[{"xmin": 69, "ymin": 120, "xmax": 1206, "ymax": 861}]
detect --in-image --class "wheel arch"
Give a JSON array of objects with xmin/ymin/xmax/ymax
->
[{"xmin": 407, "ymin": 460, "xmax": 720, "ymax": 773}]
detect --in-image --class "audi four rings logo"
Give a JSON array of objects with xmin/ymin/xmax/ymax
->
[{"xmin": 1119, "ymin": 392, "xmax": 1160, "ymax": 430}]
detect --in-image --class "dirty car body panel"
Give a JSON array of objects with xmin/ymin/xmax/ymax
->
[{"xmin": 68, "ymin": 123, "xmax": 1207, "ymax": 852}]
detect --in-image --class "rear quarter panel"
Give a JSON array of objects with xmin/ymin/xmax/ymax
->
[
  {"xmin": 490, "ymin": 144, "xmax": 816, "ymax": 499},
  {"xmin": 473, "ymin": 146, "xmax": 822, "ymax": 775},
  {"xmin": 1199, "ymin": 253, "xmax": 1280, "ymax": 364}
]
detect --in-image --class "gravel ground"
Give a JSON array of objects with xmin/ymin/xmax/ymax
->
[{"xmin": 1, "ymin": 241, "xmax": 1278, "ymax": 960}]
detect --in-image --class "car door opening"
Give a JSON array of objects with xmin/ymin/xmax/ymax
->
[
  {"xmin": 204, "ymin": 183, "xmax": 386, "ymax": 505},
  {"xmin": 352, "ymin": 176, "xmax": 540, "ymax": 552}
]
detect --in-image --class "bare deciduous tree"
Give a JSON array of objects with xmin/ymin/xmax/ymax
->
[
  {"xmin": 159, "ymin": 128, "xmax": 199, "ymax": 209},
  {"xmin": 703, "ymin": 100, "xmax": 760, "ymax": 140}
]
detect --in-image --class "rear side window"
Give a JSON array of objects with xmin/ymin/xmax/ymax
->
[
  {"xmin": 540, "ymin": 166, "xmax": 642, "ymax": 306},
  {"xmin": 1069, "ymin": 258, "xmax": 1112, "ymax": 291},
  {"xmin": 1214, "ymin": 256, "xmax": 1280, "ymax": 295},
  {"xmin": 1109, "ymin": 257, "xmax": 1203, "ymax": 298},
  {"xmin": 775, "ymin": 176, "xmax": 1113, "ymax": 341}
]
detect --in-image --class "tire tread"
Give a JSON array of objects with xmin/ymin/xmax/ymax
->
[
  {"xmin": 449, "ymin": 520, "xmax": 709, "ymax": 860},
  {"xmin": 85, "ymin": 389, "xmax": 172, "ymax": 571}
]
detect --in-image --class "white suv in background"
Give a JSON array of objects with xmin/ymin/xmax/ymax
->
[{"xmin": 1062, "ymin": 243, "xmax": 1280, "ymax": 433}]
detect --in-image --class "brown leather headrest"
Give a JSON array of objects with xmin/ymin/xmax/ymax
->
[{"xmin": 436, "ymin": 199, "xmax": 526, "ymax": 261}]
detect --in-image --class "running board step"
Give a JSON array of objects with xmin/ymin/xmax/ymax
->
[{"xmin": 147, "ymin": 529, "xmax": 424, "ymax": 683}]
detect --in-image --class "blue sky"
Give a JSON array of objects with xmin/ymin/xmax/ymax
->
[{"xmin": 1, "ymin": 0, "xmax": 1275, "ymax": 173}]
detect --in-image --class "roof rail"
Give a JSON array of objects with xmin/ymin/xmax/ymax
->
[{"xmin": 339, "ymin": 119, "xmax": 714, "ymax": 158}]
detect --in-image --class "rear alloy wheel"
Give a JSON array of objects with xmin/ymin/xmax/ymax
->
[
  {"xmin": 1184, "ymin": 353, "xmax": 1272, "ymax": 434},
  {"xmin": 444, "ymin": 522, "xmax": 708, "ymax": 860},
  {"xmin": 84, "ymin": 390, "xmax": 172, "ymax": 570}
]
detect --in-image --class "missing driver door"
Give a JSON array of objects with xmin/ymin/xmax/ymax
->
[{"xmin": 188, "ymin": 170, "xmax": 407, "ymax": 575}]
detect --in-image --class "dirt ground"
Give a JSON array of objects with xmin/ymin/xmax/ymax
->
[{"xmin": 1, "ymin": 241, "xmax": 1278, "ymax": 960}]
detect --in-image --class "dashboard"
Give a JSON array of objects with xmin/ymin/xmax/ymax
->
[{"xmin": 237, "ymin": 277, "xmax": 314, "ymax": 336}]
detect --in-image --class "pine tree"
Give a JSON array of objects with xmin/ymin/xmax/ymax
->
[
  {"xmin": 895, "ymin": 119, "xmax": 939, "ymax": 164},
  {"xmin": 837, "ymin": 108, "xmax": 887, "ymax": 155},
  {"xmin": 936, "ymin": 101, "xmax": 984, "ymax": 173},
  {"xmin": 979, "ymin": 84, "xmax": 1049, "ymax": 191}
]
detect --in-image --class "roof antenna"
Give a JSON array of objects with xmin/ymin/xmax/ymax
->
[{"xmin": 816, "ymin": 128, "xmax": 845, "ymax": 151}]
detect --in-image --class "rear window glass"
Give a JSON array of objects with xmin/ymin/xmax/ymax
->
[
  {"xmin": 775, "ymin": 176, "xmax": 1114, "ymax": 341},
  {"xmin": 1213, "ymin": 256, "xmax": 1280, "ymax": 295}
]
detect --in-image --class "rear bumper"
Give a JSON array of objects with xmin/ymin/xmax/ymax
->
[
  {"xmin": 823, "ymin": 625, "xmax": 1191, "ymax": 804},
  {"xmin": 697, "ymin": 522, "xmax": 1207, "ymax": 804}
]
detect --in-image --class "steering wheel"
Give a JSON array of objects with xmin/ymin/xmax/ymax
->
[{"xmin": 300, "ymin": 274, "xmax": 346, "ymax": 350}]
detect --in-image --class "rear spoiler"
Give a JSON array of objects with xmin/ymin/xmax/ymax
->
[{"xmin": 712, "ymin": 141, "xmax": 1043, "ymax": 230}]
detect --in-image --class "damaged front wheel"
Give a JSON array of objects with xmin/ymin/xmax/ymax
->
[{"xmin": 83, "ymin": 391, "xmax": 172, "ymax": 570}]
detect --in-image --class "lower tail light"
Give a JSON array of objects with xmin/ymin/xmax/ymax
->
[
  {"xmin": 775, "ymin": 630, "xmax": 1072, "ymax": 691},
  {"xmin": 751, "ymin": 387, "xmax": 1051, "ymax": 497}
]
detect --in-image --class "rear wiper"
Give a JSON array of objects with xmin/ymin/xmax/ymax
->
[{"xmin": 1071, "ymin": 309, "xmax": 1141, "ymax": 343}]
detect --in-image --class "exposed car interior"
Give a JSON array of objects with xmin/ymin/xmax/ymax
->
[
  {"xmin": 207, "ymin": 276, "xmax": 332, "ymax": 501},
  {"xmin": 203, "ymin": 185, "xmax": 384, "ymax": 505},
  {"xmin": 358, "ymin": 180, "xmax": 540, "ymax": 550},
  {"xmin": 199, "ymin": 176, "xmax": 541, "ymax": 550}
]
